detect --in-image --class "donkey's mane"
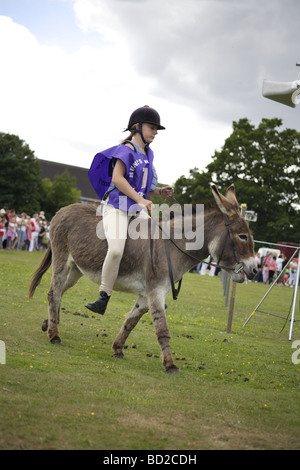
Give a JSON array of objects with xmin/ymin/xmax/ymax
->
[{"xmin": 168, "ymin": 199, "xmax": 218, "ymax": 219}]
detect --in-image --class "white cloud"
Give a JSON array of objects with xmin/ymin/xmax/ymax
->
[
  {"xmin": 1, "ymin": 0, "xmax": 299, "ymax": 187},
  {"xmin": 72, "ymin": 0, "xmax": 300, "ymax": 123},
  {"xmin": 0, "ymin": 15, "xmax": 146, "ymax": 163},
  {"xmin": 0, "ymin": 10, "xmax": 229, "ymax": 185}
]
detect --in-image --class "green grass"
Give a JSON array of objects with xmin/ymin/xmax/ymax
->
[{"xmin": 0, "ymin": 250, "xmax": 299, "ymax": 450}]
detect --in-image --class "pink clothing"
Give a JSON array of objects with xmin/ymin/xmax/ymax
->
[
  {"xmin": 6, "ymin": 223, "xmax": 16, "ymax": 240},
  {"xmin": 262, "ymin": 266, "xmax": 269, "ymax": 283},
  {"xmin": 269, "ymin": 260, "xmax": 277, "ymax": 271},
  {"xmin": 30, "ymin": 219, "xmax": 40, "ymax": 232},
  {"xmin": 26, "ymin": 228, "xmax": 32, "ymax": 240}
]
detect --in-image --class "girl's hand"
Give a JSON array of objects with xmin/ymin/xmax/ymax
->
[
  {"xmin": 160, "ymin": 186, "xmax": 173, "ymax": 198},
  {"xmin": 138, "ymin": 198, "xmax": 154, "ymax": 212}
]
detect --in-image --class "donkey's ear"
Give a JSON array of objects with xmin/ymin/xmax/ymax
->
[
  {"xmin": 225, "ymin": 184, "xmax": 239, "ymax": 210},
  {"xmin": 211, "ymin": 184, "xmax": 238, "ymax": 217}
]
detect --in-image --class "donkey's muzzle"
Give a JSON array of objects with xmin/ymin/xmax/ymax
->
[{"xmin": 232, "ymin": 261, "xmax": 257, "ymax": 282}]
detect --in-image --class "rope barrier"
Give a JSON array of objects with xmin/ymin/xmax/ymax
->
[{"xmin": 254, "ymin": 240, "xmax": 300, "ymax": 250}]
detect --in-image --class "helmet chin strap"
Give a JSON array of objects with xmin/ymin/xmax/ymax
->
[{"xmin": 131, "ymin": 122, "xmax": 149, "ymax": 148}]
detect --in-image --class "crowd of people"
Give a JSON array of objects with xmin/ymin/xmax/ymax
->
[
  {"xmin": 0, "ymin": 208, "xmax": 50, "ymax": 252},
  {"xmin": 253, "ymin": 252, "xmax": 298, "ymax": 288},
  {"xmin": 191, "ymin": 252, "xmax": 299, "ymax": 288}
]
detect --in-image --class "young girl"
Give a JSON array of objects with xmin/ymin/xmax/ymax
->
[
  {"xmin": 0, "ymin": 216, "xmax": 5, "ymax": 249},
  {"xmin": 262, "ymin": 258, "xmax": 269, "ymax": 284},
  {"xmin": 86, "ymin": 105, "xmax": 173, "ymax": 315},
  {"xmin": 5, "ymin": 216, "xmax": 17, "ymax": 250}
]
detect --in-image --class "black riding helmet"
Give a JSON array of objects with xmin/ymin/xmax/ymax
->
[{"xmin": 124, "ymin": 105, "xmax": 165, "ymax": 145}]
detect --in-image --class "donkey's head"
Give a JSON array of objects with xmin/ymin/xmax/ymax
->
[{"xmin": 208, "ymin": 184, "xmax": 257, "ymax": 283}]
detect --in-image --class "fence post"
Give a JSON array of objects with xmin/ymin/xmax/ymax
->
[
  {"xmin": 226, "ymin": 203, "xmax": 247, "ymax": 333},
  {"xmin": 226, "ymin": 282, "xmax": 236, "ymax": 333}
]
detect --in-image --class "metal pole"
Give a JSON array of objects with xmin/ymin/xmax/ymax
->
[
  {"xmin": 289, "ymin": 249, "xmax": 300, "ymax": 341},
  {"xmin": 227, "ymin": 281, "xmax": 236, "ymax": 333},
  {"xmin": 243, "ymin": 248, "xmax": 299, "ymax": 328},
  {"xmin": 221, "ymin": 270, "xmax": 231, "ymax": 307}
]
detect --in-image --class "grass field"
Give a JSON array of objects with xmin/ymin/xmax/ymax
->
[{"xmin": 0, "ymin": 250, "xmax": 299, "ymax": 450}]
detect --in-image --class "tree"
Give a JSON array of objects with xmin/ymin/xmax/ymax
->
[
  {"xmin": 40, "ymin": 169, "xmax": 81, "ymax": 219},
  {"xmin": 0, "ymin": 132, "xmax": 41, "ymax": 214},
  {"xmin": 174, "ymin": 169, "xmax": 212, "ymax": 204},
  {"xmin": 174, "ymin": 118, "xmax": 300, "ymax": 243},
  {"xmin": 0, "ymin": 132, "xmax": 82, "ymax": 219}
]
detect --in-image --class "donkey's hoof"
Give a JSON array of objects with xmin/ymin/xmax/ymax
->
[
  {"xmin": 41, "ymin": 319, "xmax": 48, "ymax": 332},
  {"xmin": 113, "ymin": 352, "xmax": 124, "ymax": 359},
  {"xmin": 50, "ymin": 336, "xmax": 61, "ymax": 345},
  {"xmin": 166, "ymin": 365, "xmax": 180, "ymax": 375}
]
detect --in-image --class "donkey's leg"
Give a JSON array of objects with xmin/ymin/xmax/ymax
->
[
  {"xmin": 42, "ymin": 263, "xmax": 82, "ymax": 336},
  {"xmin": 47, "ymin": 285, "xmax": 63, "ymax": 344},
  {"xmin": 62, "ymin": 263, "xmax": 83, "ymax": 295},
  {"xmin": 148, "ymin": 290, "xmax": 179, "ymax": 374},
  {"xmin": 112, "ymin": 296, "xmax": 148, "ymax": 359},
  {"xmin": 46, "ymin": 256, "xmax": 71, "ymax": 344}
]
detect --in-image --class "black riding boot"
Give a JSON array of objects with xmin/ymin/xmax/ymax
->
[{"xmin": 85, "ymin": 291, "xmax": 110, "ymax": 315}]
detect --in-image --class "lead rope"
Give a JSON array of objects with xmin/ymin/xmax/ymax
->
[
  {"xmin": 164, "ymin": 238, "xmax": 183, "ymax": 300},
  {"xmin": 149, "ymin": 189, "xmax": 183, "ymax": 299},
  {"xmin": 165, "ymin": 190, "xmax": 183, "ymax": 299}
]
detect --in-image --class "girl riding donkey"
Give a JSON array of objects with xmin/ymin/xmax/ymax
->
[{"xmin": 86, "ymin": 105, "xmax": 173, "ymax": 315}]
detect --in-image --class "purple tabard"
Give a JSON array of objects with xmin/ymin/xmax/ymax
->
[{"xmin": 88, "ymin": 144, "xmax": 154, "ymax": 213}]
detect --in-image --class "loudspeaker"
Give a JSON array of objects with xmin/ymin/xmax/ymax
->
[{"xmin": 262, "ymin": 79, "xmax": 300, "ymax": 108}]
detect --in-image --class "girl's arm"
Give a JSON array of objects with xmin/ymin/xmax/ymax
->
[{"xmin": 149, "ymin": 186, "xmax": 173, "ymax": 198}]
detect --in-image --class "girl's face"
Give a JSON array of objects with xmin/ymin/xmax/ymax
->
[{"xmin": 141, "ymin": 123, "xmax": 158, "ymax": 144}]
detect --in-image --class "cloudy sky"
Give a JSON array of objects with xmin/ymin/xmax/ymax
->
[{"xmin": 0, "ymin": 0, "xmax": 299, "ymax": 185}]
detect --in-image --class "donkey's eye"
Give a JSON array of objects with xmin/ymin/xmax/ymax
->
[{"xmin": 238, "ymin": 234, "xmax": 248, "ymax": 241}]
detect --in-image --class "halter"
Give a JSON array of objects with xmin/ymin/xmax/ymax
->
[{"xmin": 217, "ymin": 213, "xmax": 244, "ymax": 275}]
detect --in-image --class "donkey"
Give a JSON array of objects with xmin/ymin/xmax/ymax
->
[{"xmin": 29, "ymin": 184, "xmax": 257, "ymax": 374}]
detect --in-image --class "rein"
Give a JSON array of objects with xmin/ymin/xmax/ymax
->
[
  {"xmin": 149, "ymin": 210, "xmax": 244, "ymax": 301},
  {"xmin": 163, "ymin": 237, "xmax": 183, "ymax": 300}
]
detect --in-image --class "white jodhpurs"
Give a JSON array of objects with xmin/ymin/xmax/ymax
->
[{"xmin": 100, "ymin": 202, "xmax": 149, "ymax": 295}]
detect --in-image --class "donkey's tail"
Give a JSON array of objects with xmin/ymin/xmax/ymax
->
[{"xmin": 29, "ymin": 246, "xmax": 52, "ymax": 298}]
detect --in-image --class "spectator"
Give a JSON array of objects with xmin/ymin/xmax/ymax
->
[
  {"xmin": 268, "ymin": 256, "xmax": 277, "ymax": 284},
  {"xmin": 5, "ymin": 216, "xmax": 17, "ymax": 249},
  {"xmin": 195, "ymin": 262, "xmax": 202, "ymax": 274},
  {"xmin": 276, "ymin": 254, "xmax": 284, "ymax": 285},
  {"xmin": 262, "ymin": 258, "xmax": 269, "ymax": 283},
  {"xmin": 38, "ymin": 221, "xmax": 47, "ymax": 251},
  {"xmin": 0, "ymin": 215, "xmax": 5, "ymax": 248},
  {"xmin": 209, "ymin": 261, "xmax": 216, "ymax": 277},
  {"xmin": 289, "ymin": 259, "xmax": 298, "ymax": 287},
  {"xmin": 200, "ymin": 256, "xmax": 211, "ymax": 275},
  {"xmin": 24, "ymin": 218, "xmax": 32, "ymax": 250},
  {"xmin": 16, "ymin": 213, "xmax": 29, "ymax": 250},
  {"xmin": 1, "ymin": 208, "xmax": 9, "ymax": 248},
  {"xmin": 29, "ymin": 214, "xmax": 40, "ymax": 252},
  {"xmin": 8, "ymin": 209, "xmax": 16, "ymax": 225},
  {"xmin": 254, "ymin": 252, "xmax": 262, "ymax": 282}
]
